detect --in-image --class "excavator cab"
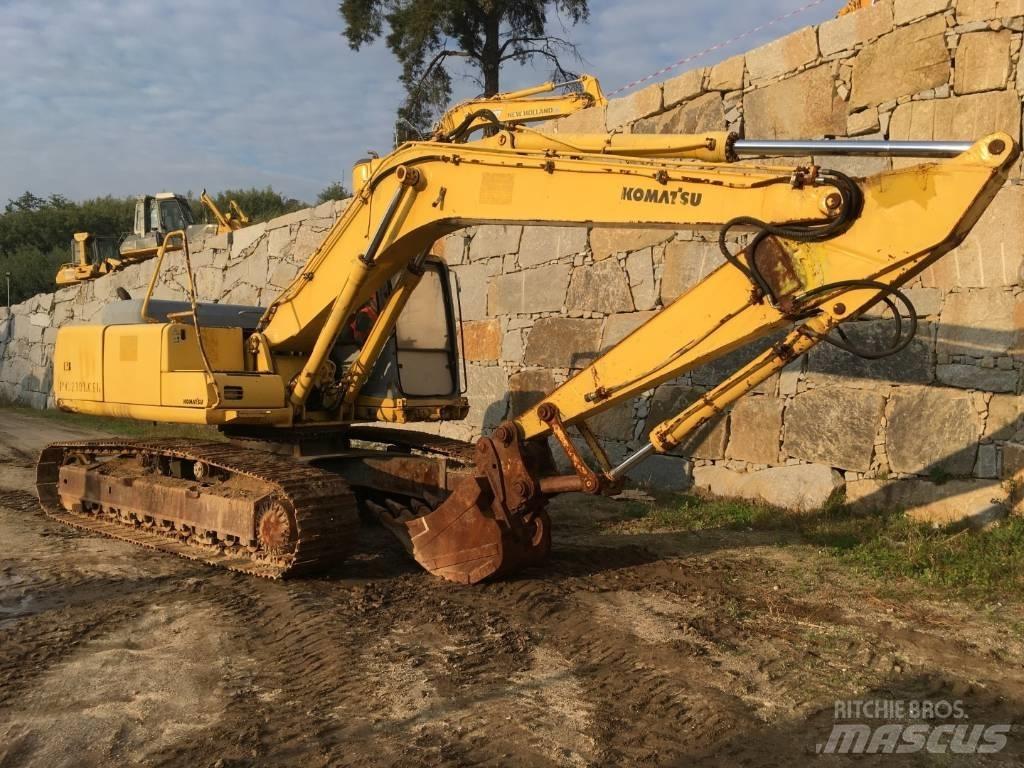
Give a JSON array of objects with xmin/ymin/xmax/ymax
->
[
  {"xmin": 340, "ymin": 257, "xmax": 466, "ymax": 423},
  {"xmin": 53, "ymin": 235, "xmax": 468, "ymax": 428}
]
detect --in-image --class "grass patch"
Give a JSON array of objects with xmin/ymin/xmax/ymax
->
[
  {"xmin": 0, "ymin": 403, "xmax": 225, "ymax": 441},
  {"xmin": 617, "ymin": 492, "xmax": 1024, "ymax": 601},
  {"xmin": 616, "ymin": 493, "xmax": 790, "ymax": 533}
]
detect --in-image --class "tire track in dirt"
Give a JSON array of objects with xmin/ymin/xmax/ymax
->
[
  {"xmin": 138, "ymin": 528, "xmax": 431, "ymax": 766},
  {"xmin": 3, "ymin": 432, "xmax": 1024, "ymax": 768},
  {"xmin": 480, "ymin": 563, "xmax": 753, "ymax": 763}
]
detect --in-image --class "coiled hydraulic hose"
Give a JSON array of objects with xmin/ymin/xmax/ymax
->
[
  {"xmin": 795, "ymin": 279, "xmax": 918, "ymax": 359},
  {"xmin": 717, "ymin": 168, "xmax": 864, "ymax": 300}
]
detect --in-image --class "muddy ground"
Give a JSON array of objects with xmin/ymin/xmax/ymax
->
[{"xmin": 0, "ymin": 409, "xmax": 1022, "ymax": 767}]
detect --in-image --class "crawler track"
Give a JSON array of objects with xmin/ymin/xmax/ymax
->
[{"xmin": 35, "ymin": 439, "xmax": 360, "ymax": 579}]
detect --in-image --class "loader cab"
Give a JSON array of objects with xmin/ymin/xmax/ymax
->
[
  {"xmin": 133, "ymin": 193, "xmax": 195, "ymax": 239},
  {"xmin": 82, "ymin": 234, "xmax": 120, "ymax": 267},
  {"xmin": 55, "ymin": 232, "xmax": 123, "ymax": 287},
  {"xmin": 121, "ymin": 193, "xmax": 198, "ymax": 255}
]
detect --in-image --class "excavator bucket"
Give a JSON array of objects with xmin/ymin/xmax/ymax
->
[{"xmin": 375, "ymin": 475, "xmax": 551, "ymax": 584}]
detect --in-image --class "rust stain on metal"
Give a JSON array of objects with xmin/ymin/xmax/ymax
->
[
  {"xmin": 538, "ymin": 405, "xmax": 601, "ymax": 494},
  {"xmin": 377, "ymin": 422, "xmax": 552, "ymax": 584},
  {"xmin": 752, "ymin": 235, "xmax": 802, "ymax": 302}
]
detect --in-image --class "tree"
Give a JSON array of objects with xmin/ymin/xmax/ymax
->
[
  {"xmin": 0, "ymin": 192, "xmax": 137, "ymax": 304},
  {"xmin": 339, "ymin": 0, "xmax": 589, "ymax": 138},
  {"xmin": 317, "ymin": 182, "xmax": 350, "ymax": 204},
  {"xmin": 4, "ymin": 191, "xmax": 46, "ymax": 214}
]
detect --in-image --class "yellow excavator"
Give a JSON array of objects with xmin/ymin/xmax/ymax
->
[
  {"xmin": 55, "ymin": 192, "xmax": 249, "ymax": 287},
  {"xmin": 199, "ymin": 190, "xmax": 250, "ymax": 232},
  {"xmin": 432, "ymin": 74, "xmax": 607, "ymax": 138},
  {"xmin": 35, "ymin": 72, "xmax": 1019, "ymax": 584}
]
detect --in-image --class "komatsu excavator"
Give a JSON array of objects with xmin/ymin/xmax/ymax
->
[{"xmin": 36, "ymin": 73, "xmax": 1019, "ymax": 584}]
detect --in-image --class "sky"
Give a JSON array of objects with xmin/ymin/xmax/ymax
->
[{"xmin": 0, "ymin": 0, "xmax": 839, "ymax": 205}]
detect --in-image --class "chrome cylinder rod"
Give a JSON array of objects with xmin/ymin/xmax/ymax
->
[
  {"xmin": 733, "ymin": 139, "xmax": 972, "ymax": 158},
  {"xmin": 608, "ymin": 442, "xmax": 656, "ymax": 480}
]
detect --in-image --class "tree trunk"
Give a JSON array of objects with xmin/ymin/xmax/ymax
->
[{"xmin": 482, "ymin": 10, "xmax": 501, "ymax": 96}]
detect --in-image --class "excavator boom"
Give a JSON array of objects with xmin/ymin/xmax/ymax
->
[
  {"xmin": 41, "ymin": 74, "xmax": 1019, "ymax": 584},
  {"xmin": 201, "ymin": 191, "xmax": 250, "ymax": 232},
  {"xmin": 269, "ymin": 130, "xmax": 1015, "ymax": 582}
]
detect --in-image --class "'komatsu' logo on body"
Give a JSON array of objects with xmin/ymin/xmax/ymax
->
[{"xmin": 622, "ymin": 186, "xmax": 703, "ymax": 206}]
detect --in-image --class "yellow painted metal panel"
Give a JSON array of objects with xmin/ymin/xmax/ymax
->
[
  {"xmin": 160, "ymin": 371, "xmax": 212, "ymax": 407},
  {"xmin": 53, "ymin": 325, "xmax": 104, "ymax": 403},
  {"xmin": 56, "ymin": 398, "xmax": 292, "ymax": 426},
  {"xmin": 162, "ymin": 324, "xmax": 244, "ymax": 372},
  {"xmin": 103, "ymin": 325, "xmax": 163, "ymax": 406},
  {"xmin": 160, "ymin": 372, "xmax": 286, "ymax": 409}
]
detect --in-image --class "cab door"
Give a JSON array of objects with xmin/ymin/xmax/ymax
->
[{"xmin": 393, "ymin": 259, "xmax": 460, "ymax": 397}]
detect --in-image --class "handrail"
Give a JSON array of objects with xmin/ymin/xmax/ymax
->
[
  {"xmin": 140, "ymin": 230, "xmax": 187, "ymax": 323},
  {"xmin": 139, "ymin": 229, "xmax": 221, "ymax": 408}
]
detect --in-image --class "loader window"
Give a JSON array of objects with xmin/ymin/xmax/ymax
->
[
  {"xmin": 93, "ymin": 236, "xmax": 120, "ymax": 265},
  {"xmin": 393, "ymin": 263, "xmax": 457, "ymax": 397},
  {"xmin": 135, "ymin": 201, "xmax": 147, "ymax": 235},
  {"xmin": 159, "ymin": 200, "xmax": 190, "ymax": 232}
]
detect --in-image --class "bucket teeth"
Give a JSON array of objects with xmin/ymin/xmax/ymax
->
[
  {"xmin": 383, "ymin": 498, "xmax": 414, "ymax": 522},
  {"xmin": 364, "ymin": 499, "xmax": 389, "ymax": 517},
  {"xmin": 371, "ymin": 475, "xmax": 550, "ymax": 585},
  {"xmin": 422, "ymin": 490, "xmax": 445, "ymax": 508}
]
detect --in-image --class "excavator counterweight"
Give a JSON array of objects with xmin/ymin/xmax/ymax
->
[{"xmin": 36, "ymin": 73, "xmax": 1020, "ymax": 583}]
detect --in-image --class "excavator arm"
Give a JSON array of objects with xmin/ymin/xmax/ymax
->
[
  {"xmin": 431, "ymin": 75, "xmax": 607, "ymax": 140},
  {"xmin": 201, "ymin": 191, "xmax": 250, "ymax": 233},
  {"xmin": 245, "ymin": 127, "xmax": 1017, "ymax": 583}
]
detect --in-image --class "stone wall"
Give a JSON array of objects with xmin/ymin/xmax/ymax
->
[{"xmin": 2, "ymin": 0, "xmax": 1023, "ymax": 521}]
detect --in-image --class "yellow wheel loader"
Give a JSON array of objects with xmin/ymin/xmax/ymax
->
[
  {"xmin": 55, "ymin": 192, "xmax": 249, "ymax": 287},
  {"xmin": 36, "ymin": 74, "xmax": 1019, "ymax": 584}
]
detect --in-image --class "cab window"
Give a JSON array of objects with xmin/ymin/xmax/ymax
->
[{"xmin": 158, "ymin": 200, "xmax": 192, "ymax": 232}]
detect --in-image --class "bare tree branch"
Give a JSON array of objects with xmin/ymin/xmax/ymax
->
[{"xmin": 419, "ymin": 48, "xmax": 479, "ymax": 83}]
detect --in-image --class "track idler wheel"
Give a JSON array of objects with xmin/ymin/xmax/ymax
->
[
  {"xmin": 374, "ymin": 474, "xmax": 551, "ymax": 585},
  {"xmin": 257, "ymin": 502, "xmax": 297, "ymax": 556}
]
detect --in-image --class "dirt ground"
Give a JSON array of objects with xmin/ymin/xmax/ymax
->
[{"xmin": 0, "ymin": 410, "xmax": 1022, "ymax": 767}]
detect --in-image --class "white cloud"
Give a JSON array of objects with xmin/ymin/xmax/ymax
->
[{"xmin": 0, "ymin": 0, "xmax": 839, "ymax": 204}]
